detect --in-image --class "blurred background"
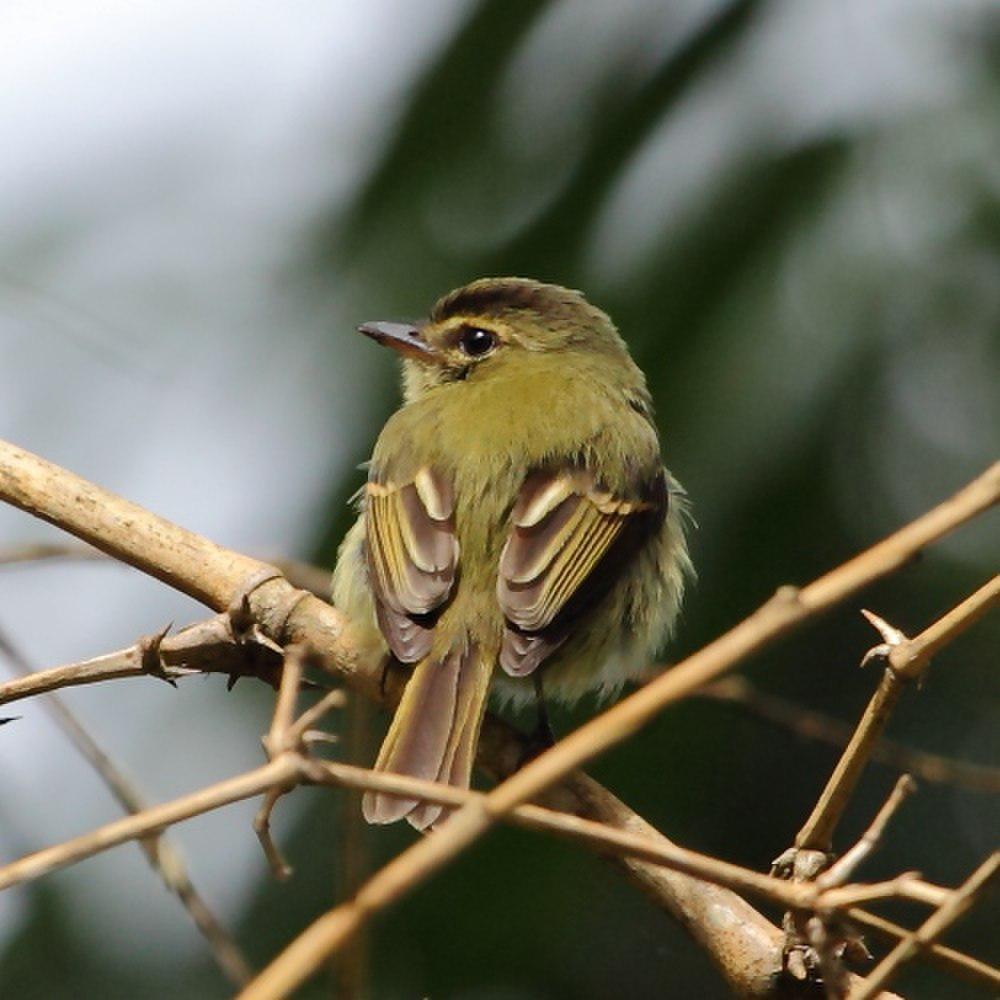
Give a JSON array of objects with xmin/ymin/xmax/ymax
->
[{"xmin": 0, "ymin": 1, "xmax": 997, "ymax": 997}]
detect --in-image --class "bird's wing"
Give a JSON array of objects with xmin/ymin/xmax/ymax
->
[
  {"xmin": 497, "ymin": 468, "xmax": 664, "ymax": 677},
  {"xmin": 365, "ymin": 466, "xmax": 458, "ymax": 662}
]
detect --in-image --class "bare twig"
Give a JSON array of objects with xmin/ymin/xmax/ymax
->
[
  {"xmin": 698, "ymin": 676, "xmax": 1000, "ymax": 793},
  {"xmin": 0, "ymin": 715, "xmax": 955, "ymax": 941},
  {"xmin": 0, "ymin": 624, "xmax": 253, "ymax": 987},
  {"xmin": 846, "ymin": 908, "xmax": 1000, "ymax": 990},
  {"xmin": 817, "ymin": 776, "xmax": 917, "ymax": 889},
  {"xmin": 795, "ymin": 576, "xmax": 999, "ymax": 853},
  {"xmin": 254, "ymin": 787, "xmax": 294, "ymax": 881},
  {"xmin": 848, "ymin": 852, "xmax": 1000, "ymax": 1000},
  {"xmin": 0, "ymin": 540, "xmax": 107, "ymax": 565},
  {"xmin": 253, "ymin": 646, "xmax": 310, "ymax": 880},
  {"xmin": 0, "ymin": 757, "xmax": 299, "ymax": 892},
  {"xmin": 0, "ymin": 615, "xmax": 286, "ymax": 708},
  {"xmin": 780, "ymin": 776, "xmax": 918, "ymax": 991}
]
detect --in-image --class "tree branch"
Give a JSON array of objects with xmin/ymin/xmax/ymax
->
[
  {"xmin": 239, "ymin": 464, "xmax": 998, "ymax": 999},
  {"xmin": 848, "ymin": 853, "xmax": 1000, "ymax": 1000},
  {"xmin": 846, "ymin": 909, "xmax": 1000, "ymax": 990},
  {"xmin": 794, "ymin": 576, "xmax": 999, "ymax": 853},
  {"xmin": 5, "ymin": 649, "xmax": 995, "ymax": 995},
  {"xmin": 1, "ymin": 440, "xmax": 996, "ymax": 998}
]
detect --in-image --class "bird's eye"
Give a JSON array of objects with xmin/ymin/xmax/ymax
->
[{"xmin": 458, "ymin": 327, "xmax": 497, "ymax": 357}]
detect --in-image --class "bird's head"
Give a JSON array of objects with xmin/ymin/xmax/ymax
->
[{"xmin": 358, "ymin": 277, "xmax": 640, "ymax": 401}]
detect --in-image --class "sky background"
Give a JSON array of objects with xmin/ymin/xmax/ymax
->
[{"xmin": 0, "ymin": 2, "xmax": 997, "ymax": 997}]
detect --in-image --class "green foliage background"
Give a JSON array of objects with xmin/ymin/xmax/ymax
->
[{"xmin": 1, "ymin": 2, "xmax": 997, "ymax": 997}]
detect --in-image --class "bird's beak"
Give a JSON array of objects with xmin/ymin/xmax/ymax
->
[{"xmin": 357, "ymin": 321, "xmax": 437, "ymax": 360}]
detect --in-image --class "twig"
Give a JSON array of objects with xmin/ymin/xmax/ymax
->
[
  {"xmin": 306, "ymin": 760, "xmax": 954, "ymax": 910},
  {"xmin": 0, "ymin": 720, "xmax": 953, "ymax": 939},
  {"xmin": 238, "ymin": 463, "xmax": 999, "ymax": 998},
  {"xmin": 846, "ymin": 908, "xmax": 1000, "ymax": 990},
  {"xmin": 0, "ymin": 624, "xmax": 253, "ymax": 987},
  {"xmin": 253, "ymin": 646, "xmax": 310, "ymax": 880},
  {"xmin": 817, "ymin": 776, "xmax": 917, "ymax": 889},
  {"xmin": 848, "ymin": 852, "xmax": 1000, "ymax": 1000},
  {"xmin": 698, "ymin": 676, "xmax": 1000, "ymax": 793},
  {"xmin": 781, "ymin": 776, "xmax": 917, "ymax": 991},
  {"xmin": 795, "ymin": 577, "xmax": 999, "ymax": 853},
  {"xmin": 0, "ymin": 615, "xmax": 286, "ymax": 708},
  {"xmin": 1, "ymin": 701, "xmax": 984, "ymax": 995},
  {"xmin": 254, "ymin": 788, "xmax": 294, "ymax": 881},
  {"xmin": 332, "ymin": 691, "xmax": 372, "ymax": 1000},
  {"xmin": 0, "ymin": 540, "xmax": 107, "ymax": 565},
  {"xmin": 0, "ymin": 757, "xmax": 299, "ymax": 892}
]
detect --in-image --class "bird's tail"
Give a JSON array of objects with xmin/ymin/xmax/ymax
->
[{"xmin": 362, "ymin": 640, "xmax": 491, "ymax": 830}]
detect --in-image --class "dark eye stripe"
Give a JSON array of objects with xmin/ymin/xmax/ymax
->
[{"xmin": 459, "ymin": 327, "xmax": 497, "ymax": 357}]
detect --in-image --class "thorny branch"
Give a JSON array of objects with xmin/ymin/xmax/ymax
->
[
  {"xmin": 793, "ymin": 576, "xmax": 1000, "ymax": 855},
  {"xmin": 0, "ymin": 669, "xmax": 955, "ymax": 920},
  {"xmin": 0, "ymin": 614, "xmax": 286, "ymax": 708},
  {"xmin": 770, "ymin": 578, "xmax": 999, "ymax": 994},
  {"xmin": 0, "ymin": 439, "xmax": 997, "ymax": 999},
  {"xmin": 238, "ymin": 463, "xmax": 1000, "ymax": 999}
]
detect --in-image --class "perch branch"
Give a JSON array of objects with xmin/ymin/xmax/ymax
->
[
  {"xmin": 1, "ymin": 441, "xmax": 996, "ymax": 998},
  {"xmin": 239, "ymin": 463, "xmax": 999, "ymax": 999}
]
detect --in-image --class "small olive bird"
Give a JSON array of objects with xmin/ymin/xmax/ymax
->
[{"xmin": 333, "ymin": 278, "xmax": 691, "ymax": 829}]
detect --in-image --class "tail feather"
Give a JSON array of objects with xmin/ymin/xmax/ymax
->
[{"xmin": 363, "ymin": 641, "xmax": 491, "ymax": 830}]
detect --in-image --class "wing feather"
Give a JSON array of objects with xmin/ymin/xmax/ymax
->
[
  {"xmin": 365, "ymin": 467, "xmax": 458, "ymax": 662},
  {"xmin": 497, "ymin": 469, "xmax": 662, "ymax": 678}
]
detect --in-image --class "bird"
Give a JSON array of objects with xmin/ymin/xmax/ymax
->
[{"xmin": 332, "ymin": 277, "xmax": 692, "ymax": 829}]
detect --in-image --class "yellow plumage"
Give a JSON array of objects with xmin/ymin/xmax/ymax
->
[{"xmin": 332, "ymin": 278, "xmax": 692, "ymax": 829}]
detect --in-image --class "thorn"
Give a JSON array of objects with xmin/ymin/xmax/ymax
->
[
  {"xmin": 859, "ymin": 610, "xmax": 908, "ymax": 669},
  {"xmin": 0, "ymin": 716, "xmax": 21, "ymax": 726},
  {"xmin": 860, "ymin": 609, "xmax": 906, "ymax": 646},
  {"xmin": 843, "ymin": 932, "xmax": 873, "ymax": 964},
  {"xmin": 859, "ymin": 643, "xmax": 891, "ymax": 669},
  {"xmin": 138, "ymin": 622, "xmax": 176, "ymax": 686},
  {"xmin": 248, "ymin": 624, "xmax": 284, "ymax": 656},
  {"xmin": 226, "ymin": 567, "xmax": 283, "ymax": 645},
  {"xmin": 771, "ymin": 847, "xmax": 798, "ymax": 878},
  {"xmin": 222, "ymin": 569, "xmax": 287, "ymax": 691}
]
